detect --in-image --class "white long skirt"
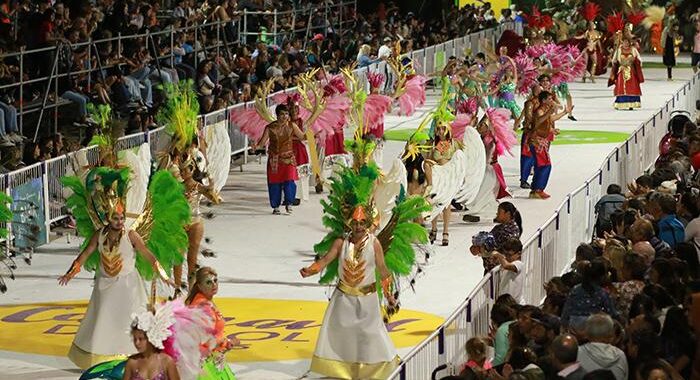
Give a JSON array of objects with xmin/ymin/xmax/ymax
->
[
  {"xmin": 68, "ymin": 270, "xmax": 148, "ymax": 369},
  {"xmin": 311, "ymin": 289, "xmax": 399, "ymax": 379}
]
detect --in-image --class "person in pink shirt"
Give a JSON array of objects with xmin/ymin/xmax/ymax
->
[{"xmin": 460, "ymin": 337, "xmax": 493, "ymax": 377}]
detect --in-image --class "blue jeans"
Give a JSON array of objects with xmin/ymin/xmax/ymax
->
[
  {"xmin": 61, "ymin": 91, "xmax": 89, "ymax": 117},
  {"xmin": 0, "ymin": 102, "xmax": 18, "ymax": 134}
]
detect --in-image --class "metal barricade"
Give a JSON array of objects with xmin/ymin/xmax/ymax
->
[{"xmin": 115, "ymin": 132, "xmax": 149, "ymax": 152}]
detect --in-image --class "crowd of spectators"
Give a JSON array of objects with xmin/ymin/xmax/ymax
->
[
  {"xmin": 0, "ymin": 0, "xmax": 506, "ymax": 171},
  {"xmin": 452, "ymin": 111, "xmax": 700, "ymax": 380}
]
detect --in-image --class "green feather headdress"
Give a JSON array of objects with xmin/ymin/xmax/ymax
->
[{"xmin": 157, "ymin": 80, "xmax": 200, "ymax": 153}]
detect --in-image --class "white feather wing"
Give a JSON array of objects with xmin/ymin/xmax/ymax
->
[
  {"xmin": 427, "ymin": 149, "xmax": 467, "ymax": 221},
  {"xmin": 204, "ymin": 120, "xmax": 232, "ymax": 192},
  {"xmin": 374, "ymin": 158, "xmax": 407, "ymax": 230},
  {"xmin": 121, "ymin": 143, "xmax": 151, "ymax": 229},
  {"xmin": 454, "ymin": 127, "xmax": 486, "ymax": 205}
]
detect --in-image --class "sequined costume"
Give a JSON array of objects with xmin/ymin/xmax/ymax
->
[
  {"xmin": 495, "ymin": 82, "xmax": 521, "ymax": 119},
  {"xmin": 609, "ymin": 45, "xmax": 644, "ymax": 110}
]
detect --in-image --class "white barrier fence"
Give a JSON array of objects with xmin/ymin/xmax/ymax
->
[
  {"xmin": 0, "ymin": 22, "xmax": 518, "ymax": 245},
  {"xmin": 387, "ymin": 71, "xmax": 700, "ymax": 380}
]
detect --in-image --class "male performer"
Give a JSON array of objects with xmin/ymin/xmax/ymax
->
[
  {"xmin": 258, "ymin": 104, "xmax": 305, "ymax": 214},
  {"xmin": 519, "ymin": 85, "xmax": 541, "ymax": 189},
  {"xmin": 529, "ymin": 91, "xmax": 572, "ymax": 199}
]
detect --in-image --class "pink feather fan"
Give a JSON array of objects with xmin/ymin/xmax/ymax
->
[
  {"xmin": 162, "ymin": 299, "xmax": 216, "ymax": 380},
  {"xmin": 364, "ymin": 93, "xmax": 392, "ymax": 135},
  {"xmin": 397, "ymin": 75, "xmax": 427, "ymax": 116},
  {"xmin": 229, "ymin": 105, "xmax": 269, "ymax": 142},
  {"xmin": 484, "ymin": 107, "xmax": 517, "ymax": 157}
]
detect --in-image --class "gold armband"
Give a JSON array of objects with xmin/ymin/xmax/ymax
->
[
  {"xmin": 381, "ymin": 275, "xmax": 393, "ymax": 295},
  {"xmin": 66, "ymin": 261, "xmax": 81, "ymax": 279},
  {"xmin": 306, "ymin": 262, "xmax": 321, "ymax": 275}
]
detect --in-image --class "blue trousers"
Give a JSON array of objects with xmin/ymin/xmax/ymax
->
[
  {"xmin": 521, "ymin": 155, "xmax": 535, "ymax": 183},
  {"xmin": 532, "ymin": 164, "xmax": 551, "ymax": 191},
  {"xmin": 268, "ymin": 181, "xmax": 296, "ymax": 208},
  {"xmin": 520, "ymin": 135, "xmax": 535, "ymax": 183}
]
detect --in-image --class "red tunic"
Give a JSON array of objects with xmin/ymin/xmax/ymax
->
[
  {"xmin": 609, "ymin": 47, "xmax": 644, "ymax": 97},
  {"xmin": 266, "ymin": 123, "xmax": 299, "ymax": 184},
  {"xmin": 324, "ymin": 130, "xmax": 346, "ymax": 156}
]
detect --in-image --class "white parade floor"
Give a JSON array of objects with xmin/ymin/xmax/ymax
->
[{"xmin": 0, "ymin": 66, "xmax": 696, "ymax": 380}]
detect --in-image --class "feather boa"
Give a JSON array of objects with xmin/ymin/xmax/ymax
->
[
  {"xmin": 524, "ymin": 43, "xmax": 585, "ymax": 86},
  {"xmin": 397, "ymin": 75, "xmax": 427, "ymax": 116},
  {"xmin": 484, "ymin": 108, "xmax": 517, "ymax": 157}
]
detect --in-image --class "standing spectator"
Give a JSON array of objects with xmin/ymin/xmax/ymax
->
[
  {"xmin": 493, "ymin": 237, "xmax": 525, "ymax": 303},
  {"xmin": 551, "ymin": 334, "xmax": 587, "ymax": 380},
  {"xmin": 595, "ymin": 184, "xmax": 625, "ymax": 237},
  {"xmin": 356, "ymin": 44, "xmax": 378, "ymax": 67},
  {"xmin": 577, "ymin": 314, "xmax": 629, "ymax": 380}
]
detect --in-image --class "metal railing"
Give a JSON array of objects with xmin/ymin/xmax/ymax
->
[
  {"xmin": 387, "ymin": 68, "xmax": 700, "ymax": 380},
  {"xmin": 237, "ymin": 1, "xmax": 357, "ymax": 46}
]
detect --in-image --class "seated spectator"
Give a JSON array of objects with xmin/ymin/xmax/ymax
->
[
  {"xmin": 550, "ymin": 334, "xmax": 587, "ymax": 380},
  {"xmin": 460, "ymin": 337, "xmax": 492, "ymax": 377},
  {"xmin": 561, "ymin": 260, "xmax": 619, "ymax": 331},
  {"xmin": 22, "ymin": 142, "xmax": 40, "ymax": 166},
  {"xmin": 659, "ymin": 306, "xmax": 695, "ymax": 378},
  {"xmin": 490, "ymin": 302, "xmax": 515, "ymax": 366},
  {"xmin": 611, "ymin": 253, "xmax": 646, "ymax": 322},
  {"xmin": 595, "ymin": 184, "xmax": 625, "ymax": 237},
  {"xmin": 577, "ymin": 314, "xmax": 628, "ymax": 380},
  {"xmin": 647, "ymin": 192, "xmax": 685, "ymax": 248}
]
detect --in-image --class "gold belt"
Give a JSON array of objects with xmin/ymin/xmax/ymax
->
[{"xmin": 337, "ymin": 281, "xmax": 377, "ymax": 296}]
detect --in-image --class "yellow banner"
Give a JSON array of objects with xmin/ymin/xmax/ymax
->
[
  {"xmin": 0, "ymin": 298, "xmax": 443, "ymax": 362},
  {"xmin": 458, "ymin": 0, "xmax": 511, "ymax": 17}
]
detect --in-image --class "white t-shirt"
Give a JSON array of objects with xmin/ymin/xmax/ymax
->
[
  {"xmin": 499, "ymin": 260, "xmax": 524, "ymax": 303},
  {"xmin": 378, "ymin": 44, "xmax": 392, "ymax": 60}
]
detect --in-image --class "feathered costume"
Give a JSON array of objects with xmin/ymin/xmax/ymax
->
[
  {"xmin": 608, "ymin": 42, "xmax": 644, "ymax": 110},
  {"xmin": 388, "ymin": 53, "xmax": 427, "ymax": 117},
  {"xmin": 642, "ymin": 6, "xmax": 665, "ymax": 55},
  {"xmin": 303, "ymin": 69, "xmax": 430, "ymax": 379},
  {"xmin": 79, "ymin": 299, "xmax": 228, "ymax": 380},
  {"xmin": 61, "ymin": 163, "xmax": 191, "ymax": 369}
]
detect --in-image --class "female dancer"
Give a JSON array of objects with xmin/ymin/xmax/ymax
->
[
  {"xmin": 123, "ymin": 324, "xmax": 181, "ymax": 380},
  {"xmin": 493, "ymin": 66, "xmax": 522, "ymax": 128},
  {"xmin": 185, "ymin": 267, "xmax": 239, "ymax": 379},
  {"xmin": 609, "ymin": 38, "xmax": 644, "ymax": 110},
  {"xmin": 425, "ymin": 121, "xmax": 457, "ymax": 246},
  {"xmin": 300, "ymin": 206, "xmax": 399, "ymax": 379}
]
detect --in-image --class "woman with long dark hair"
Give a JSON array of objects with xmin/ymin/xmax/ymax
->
[
  {"xmin": 560, "ymin": 259, "xmax": 619, "ymax": 331},
  {"xmin": 659, "ymin": 306, "xmax": 695, "ymax": 379},
  {"xmin": 480, "ymin": 202, "xmax": 522, "ymax": 274}
]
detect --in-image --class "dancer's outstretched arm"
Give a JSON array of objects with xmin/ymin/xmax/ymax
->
[
  {"xmin": 300, "ymin": 238, "xmax": 343, "ymax": 278},
  {"xmin": 58, "ymin": 232, "xmax": 99, "ymax": 285}
]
